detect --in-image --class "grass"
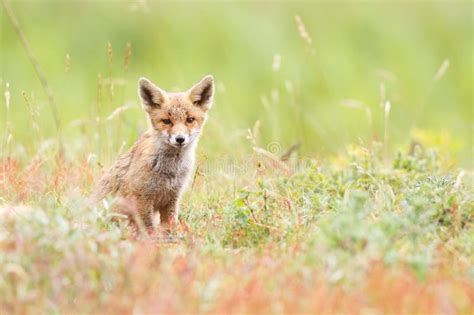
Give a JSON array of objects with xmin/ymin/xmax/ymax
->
[
  {"xmin": 0, "ymin": 140, "xmax": 472, "ymax": 314},
  {"xmin": 1, "ymin": 1, "xmax": 473, "ymax": 314}
]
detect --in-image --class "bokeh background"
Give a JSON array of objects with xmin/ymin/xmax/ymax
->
[{"xmin": 1, "ymin": 0, "xmax": 472, "ymax": 165}]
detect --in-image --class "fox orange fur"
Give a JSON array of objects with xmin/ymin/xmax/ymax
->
[{"xmin": 93, "ymin": 75, "xmax": 214, "ymax": 231}]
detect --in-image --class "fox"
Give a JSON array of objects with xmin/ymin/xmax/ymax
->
[{"xmin": 92, "ymin": 75, "xmax": 215, "ymax": 232}]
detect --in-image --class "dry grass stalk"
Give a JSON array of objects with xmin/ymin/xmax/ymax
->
[
  {"xmin": 124, "ymin": 42, "xmax": 132, "ymax": 72},
  {"xmin": 64, "ymin": 53, "xmax": 71, "ymax": 73},
  {"xmin": 295, "ymin": 15, "xmax": 312, "ymax": 45}
]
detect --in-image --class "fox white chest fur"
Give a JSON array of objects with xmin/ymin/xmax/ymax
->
[
  {"xmin": 94, "ymin": 75, "xmax": 214, "ymax": 231},
  {"xmin": 127, "ymin": 137, "xmax": 197, "ymax": 206}
]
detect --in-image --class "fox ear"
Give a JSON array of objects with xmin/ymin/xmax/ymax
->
[
  {"xmin": 187, "ymin": 75, "xmax": 214, "ymax": 111},
  {"xmin": 138, "ymin": 77, "xmax": 168, "ymax": 111}
]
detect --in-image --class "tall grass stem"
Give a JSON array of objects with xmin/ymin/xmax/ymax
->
[{"xmin": 1, "ymin": 0, "xmax": 63, "ymax": 153}]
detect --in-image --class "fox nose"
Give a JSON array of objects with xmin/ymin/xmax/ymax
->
[{"xmin": 175, "ymin": 136, "xmax": 185, "ymax": 144}]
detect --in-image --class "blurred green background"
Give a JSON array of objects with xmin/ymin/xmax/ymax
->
[{"xmin": 1, "ymin": 0, "xmax": 472, "ymax": 165}]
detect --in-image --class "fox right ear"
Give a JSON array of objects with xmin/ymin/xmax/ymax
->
[{"xmin": 138, "ymin": 77, "xmax": 168, "ymax": 110}]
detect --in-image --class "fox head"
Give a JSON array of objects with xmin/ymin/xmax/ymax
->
[{"xmin": 138, "ymin": 75, "xmax": 214, "ymax": 149}]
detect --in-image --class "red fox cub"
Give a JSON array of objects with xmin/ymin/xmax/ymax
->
[{"xmin": 93, "ymin": 75, "xmax": 214, "ymax": 231}]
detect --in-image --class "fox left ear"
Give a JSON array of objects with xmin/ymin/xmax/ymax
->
[{"xmin": 187, "ymin": 75, "xmax": 214, "ymax": 111}]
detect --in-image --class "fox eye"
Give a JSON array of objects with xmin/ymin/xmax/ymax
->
[
  {"xmin": 162, "ymin": 119, "xmax": 172, "ymax": 125},
  {"xmin": 186, "ymin": 117, "xmax": 195, "ymax": 123}
]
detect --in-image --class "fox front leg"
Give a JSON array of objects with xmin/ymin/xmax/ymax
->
[
  {"xmin": 135, "ymin": 199, "xmax": 155, "ymax": 232},
  {"xmin": 158, "ymin": 199, "xmax": 179, "ymax": 231}
]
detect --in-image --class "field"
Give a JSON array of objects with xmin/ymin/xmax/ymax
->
[{"xmin": 1, "ymin": 1, "xmax": 473, "ymax": 314}]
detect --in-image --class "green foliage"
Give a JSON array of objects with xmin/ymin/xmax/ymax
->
[
  {"xmin": 186, "ymin": 146, "xmax": 473, "ymax": 280},
  {"xmin": 0, "ymin": 144, "xmax": 472, "ymax": 312}
]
